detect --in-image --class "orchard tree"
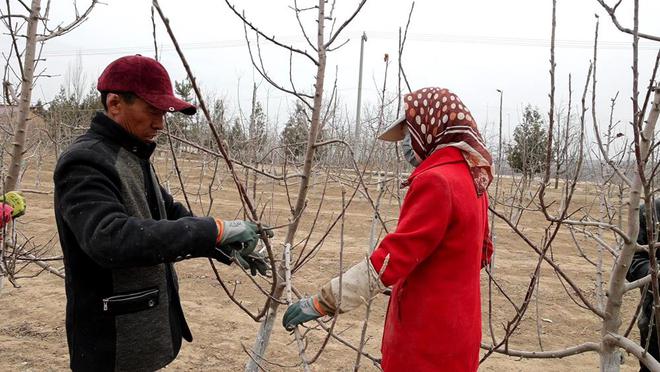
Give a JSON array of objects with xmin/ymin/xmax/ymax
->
[
  {"xmin": 175, "ymin": 78, "xmax": 193, "ymax": 103},
  {"xmin": 280, "ymin": 101, "xmax": 309, "ymax": 160},
  {"xmin": 507, "ymin": 105, "xmax": 549, "ymax": 178},
  {"xmin": 46, "ymin": 85, "xmax": 102, "ymax": 155},
  {"xmin": 1, "ymin": 0, "xmax": 99, "ymax": 191},
  {"xmin": 169, "ymin": 78, "xmax": 195, "ymax": 140},
  {"xmin": 250, "ymin": 101, "xmax": 268, "ymax": 155},
  {"xmin": 228, "ymin": 117, "xmax": 247, "ymax": 159}
]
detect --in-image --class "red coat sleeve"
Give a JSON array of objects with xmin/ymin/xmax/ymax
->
[{"xmin": 369, "ymin": 172, "xmax": 452, "ymax": 287}]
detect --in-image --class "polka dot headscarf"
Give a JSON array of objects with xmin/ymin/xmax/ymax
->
[{"xmin": 403, "ymin": 87, "xmax": 493, "ymax": 195}]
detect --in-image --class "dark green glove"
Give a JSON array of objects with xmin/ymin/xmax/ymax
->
[
  {"xmin": 218, "ymin": 220, "xmax": 259, "ymax": 252},
  {"xmin": 282, "ymin": 296, "xmax": 324, "ymax": 331},
  {"xmin": 214, "ymin": 222, "xmax": 274, "ymax": 275},
  {"xmin": 218, "ymin": 221, "xmax": 274, "ymax": 251},
  {"xmin": 231, "ymin": 247, "xmax": 270, "ymax": 276}
]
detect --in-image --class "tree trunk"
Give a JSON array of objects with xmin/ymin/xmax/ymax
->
[
  {"xmin": 0, "ymin": 241, "xmax": 5, "ymax": 295},
  {"xmin": 4, "ymin": 0, "xmax": 40, "ymax": 191},
  {"xmin": 600, "ymin": 88, "xmax": 660, "ymax": 371},
  {"xmin": 245, "ymin": 2, "xmax": 327, "ymax": 370},
  {"xmin": 249, "ymin": 83, "xmax": 258, "ymax": 200},
  {"xmin": 600, "ymin": 341, "xmax": 622, "ymax": 372}
]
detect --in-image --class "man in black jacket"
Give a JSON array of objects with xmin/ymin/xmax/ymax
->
[
  {"xmin": 54, "ymin": 55, "xmax": 270, "ymax": 371},
  {"xmin": 628, "ymin": 199, "xmax": 660, "ymax": 372}
]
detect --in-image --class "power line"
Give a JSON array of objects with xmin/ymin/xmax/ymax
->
[
  {"xmin": 41, "ymin": 31, "xmax": 658, "ymax": 58},
  {"xmin": 370, "ymin": 31, "xmax": 658, "ymax": 50}
]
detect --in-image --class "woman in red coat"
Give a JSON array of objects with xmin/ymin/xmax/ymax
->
[{"xmin": 283, "ymin": 87, "xmax": 493, "ymax": 372}]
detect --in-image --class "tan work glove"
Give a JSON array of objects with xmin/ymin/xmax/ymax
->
[
  {"xmin": 282, "ymin": 257, "xmax": 387, "ymax": 331},
  {"xmin": 317, "ymin": 257, "xmax": 387, "ymax": 316}
]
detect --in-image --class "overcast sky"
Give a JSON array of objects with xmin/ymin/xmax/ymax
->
[{"xmin": 11, "ymin": 0, "xmax": 660, "ymax": 140}]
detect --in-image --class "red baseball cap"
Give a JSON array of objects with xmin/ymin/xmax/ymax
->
[{"xmin": 97, "ymin": 55, "xmax": 196, "ymax": 115}]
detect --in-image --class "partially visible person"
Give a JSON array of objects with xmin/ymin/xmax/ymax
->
[
  {"xmin": 627, "ymin": 199, "xmax": 660, "ymax": 372},
  {"xmin": 0, "ymin": 191, "xmax": 26, "ymax": 230},
  {"xmin": 283, "ymin": 87, "xmax": 493, "ymax": 372},
  {"xmin": 0, "ymin": 204, "xmax": 11, "ymax": 228},
  {"xmin": 54, "ymin": 55, "xmax": 272, "ymax": 372}
]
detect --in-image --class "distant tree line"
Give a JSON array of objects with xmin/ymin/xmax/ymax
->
[{"xmin": 41, "ymin": 77, "xmax": 340, "ymax": 165}]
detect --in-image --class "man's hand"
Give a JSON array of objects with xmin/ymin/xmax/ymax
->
[
  {"xmin": 0, "ymin": 191, "xmax": 26, "ymax": 218},
  {"xmin": 231, "ymin": 247, "xmax": 270, "ymax": 276},
  {"xmin": 213, "ymin": 219, "xmax": 274, "ymax": 275},
  {"xmin": 216, "ymin": 220, "xmax": 274, "ymax": 252},
  {"xmin": 282, "ymin": 296, "xmax": 325, "ymax": 331},
  {"xmin": 218, "ymin": 220, "xmax": 258, "ymax": 248}
]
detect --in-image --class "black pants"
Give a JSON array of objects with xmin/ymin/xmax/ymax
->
[{"xmin": 639, "ymin": 294, "xmax": 660, "ymax": 372}]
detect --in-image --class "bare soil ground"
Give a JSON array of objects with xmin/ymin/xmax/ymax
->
[{"xmin": 0, "ymin": 153, "xmax": 642, "ymax": 371}]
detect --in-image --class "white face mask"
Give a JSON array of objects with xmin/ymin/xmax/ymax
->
[{"xmin": 401, "ymin": 133, "xmax": 421, "ymax": 167}]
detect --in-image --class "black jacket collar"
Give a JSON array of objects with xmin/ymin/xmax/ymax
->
[{"xmin": 90, "ymin": 112, "xmax": 156, "ymax": 159}]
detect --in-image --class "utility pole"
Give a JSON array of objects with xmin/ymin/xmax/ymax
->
[
  {"xmin": 490, "ymin": 89, "xmax": 503, "ymax": 275},
  {"xmin": 354, "ymin": 32, "xmax": 367, "ymax": 157}
]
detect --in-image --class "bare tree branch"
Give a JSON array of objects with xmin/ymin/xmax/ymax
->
[
  {"xmin": 605, "ymin": 333, "xmax": 660, "ymax": 370},
  {"xmin": 38, "ymin": 0, "xmax": 99, "ymax": 41},
  {"xmin": 481, "ymin": 342, "xmax": 600, "ymax": 359},
  {"xmin": 224, "ymin": 0, "xmax": 319, "ymax": 65},
  {"xmin": 324, "ymin": 0, "xmax": 367, "ymax": 48},
  {"xmin": 596, "ymin": 0, "xmax": 660, "ymax": 42},
  {"xmin": 291, "ymin": 0, "xmax": 317, "ymax": 52},
  {"xmin": 152, "ymin": 0, "xmax": 277, "ymax": 322}
]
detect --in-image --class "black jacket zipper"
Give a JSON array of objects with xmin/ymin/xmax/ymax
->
[{"xmin": 102, "ymin": 288, "xmax": 159, "ymax": 312}]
